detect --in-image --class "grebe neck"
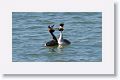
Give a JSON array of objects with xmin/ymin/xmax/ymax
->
[
  {"xmin": 58, "ymin": 31, "xmax": 63, "ymax": 45},
  {"xmin": 59, "ymin": 31, "xmax": 63, "ymax": 40},
  {"xmin": 50, "ymin": 32, "xmax": 58, "ymax": 42}
]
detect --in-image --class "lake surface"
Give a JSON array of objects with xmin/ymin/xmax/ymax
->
[{"xmin": 12, "ymin": 12, "xmax": 102, "ymax": 62}]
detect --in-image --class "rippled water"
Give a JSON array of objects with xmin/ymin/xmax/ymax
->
[{"xmin": 12, "ymin": 12, "xmax": 102, "ymax": 62}]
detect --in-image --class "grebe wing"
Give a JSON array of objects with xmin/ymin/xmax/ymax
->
[
  {"xmin": 45, "ymin": 40, "xmax": 58, "ymax": 46},
  {"xmin": 63, "ymin": 39, "xmax": 71, "ymax": 44}
]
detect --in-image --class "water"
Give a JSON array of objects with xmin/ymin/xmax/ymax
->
[{"xmin": 12, "ymin": 12, "xmax": 102, "ymax": 62}]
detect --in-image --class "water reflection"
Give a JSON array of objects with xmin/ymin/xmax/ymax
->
[{"xmin": 47, "ymin": 45, "xmax": 66, "ymax": 54}]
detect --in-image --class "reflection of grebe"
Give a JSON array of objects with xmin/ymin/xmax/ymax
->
[
  {"xmin": 45, "ymin": 25, "xmax": 58, "ymax": 46},
  {"xmin": 58, "ymin": 24, "xmax": 71, "ymax": 45}
]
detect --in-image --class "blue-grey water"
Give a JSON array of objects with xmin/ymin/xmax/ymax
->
[{"xmin": 12, "ymin": 12, "xmax": 102, "ymax": 62}]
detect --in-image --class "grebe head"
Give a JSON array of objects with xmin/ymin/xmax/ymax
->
[
  {"xmin": 48, "ymin": 25, "xmax": 55, "ymax": 33},
  {"xmin": 58, "ymin": 23, "xmax": 64, "ymax": 31}
]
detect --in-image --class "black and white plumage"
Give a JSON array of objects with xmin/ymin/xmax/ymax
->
[
  {"xmin": 58, "ymin": 24, "xmax": 71, "ymax": 45},
  {"xmin": 45, "ymin": 24, "xmax": 70, "ymax": 47},
  {"xmin": 45, "ymin": 25, "xmax": 58, "ymax": 46}
]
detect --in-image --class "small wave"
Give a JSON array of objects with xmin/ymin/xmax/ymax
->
[
  {"xmin": 72, "ymin": 16, "xmax": 81, "ymax": 19},
  {"xmin": 70, "ymin": 21, "xmax": 101, "ymax": 25},
  {"xmin": 13, "ymin": 28, "xmax": 25, "ymax": 31},
  {"xmin": 41, "ymin": 20, "xmax": 55, "ymax": 24},
  {"xmin": 25, "ymin": 25, "xmax": 42, "ymax": 30}
]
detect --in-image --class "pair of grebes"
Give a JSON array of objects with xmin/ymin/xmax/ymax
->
[{"xmin": 45, "ymin": 23, "xmax": 71, "ymax": 47}]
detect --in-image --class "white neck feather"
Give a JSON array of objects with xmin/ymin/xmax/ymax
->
[{"xmin": 58, "ymin": 31, "xmax": 63, "ymax": 44}]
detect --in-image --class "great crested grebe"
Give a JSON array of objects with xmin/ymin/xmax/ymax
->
[
  {"xmin": 45, "ymin": 25, "xmax": 58, "ymax": 46},
  {"xmin": 58, "ymin": 23, "xmax": 71, "ymax": 45}
]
